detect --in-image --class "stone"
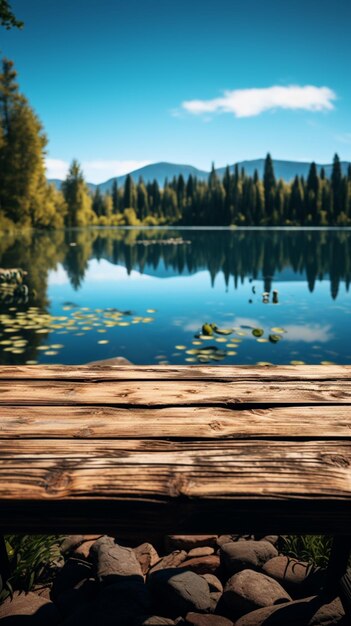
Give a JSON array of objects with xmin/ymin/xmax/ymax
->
[
  {"xmin": 149, "ymin": 550, "xmax": 188, "ymax": 573},
  {"xmin": 201, "ymin": 574, "xmax": 223, "ymax": 593},
  {"xmin": 51, "ymin": 557, "xmax": 93, "ymax": 602},
  {"xmin": 261, "ymin": 535, "xmax": 279, "ymax": 546},
  {"xmin": 134, "ymin": 542, "xmax": 160, "ymax": 575},
  {"xmin": 221, "ymin": 569, "xmax": 291, "ymax": 618},
  {"xmin": 210, "ymin": 591, "xmax": 222, "ymax": 611},
  {"xmin": 86, "ymin": 356, "xmax": 132, "ymax": 365},
  {"xmin": 0, "ymin": 591, "xmax": 61, "ymax": 624},
  {"xmin": 185, "ymin": 613, "xmax": 233, "ymax": 625},
  {"xmin": 90, "ymin": 535, "xmax": 143, "ymax": 581},
  {"xmin": 180, "ymin": 555, "xmax": 220, "ymax": 575},
  {"xmin": 262, "ymin": 555, "xmax": 325, "ymax": 597},
  {"xmin": 60, "ymin": 535, "xmax": 85, "ymax": 554},
  {"xmin": 220, "ymin": 540, "xmax": 277, "ymax": 575},
  {"xmin": 234, "ymin": 595, "xmax": 345, "ymax": 625},
  {"xmin": 148, "ymin": 568, "xmax": 212, "ymax": 617},
  {"xmin": 188, "ymin": 547, "xmax": 215, "ymax": 557},
  {"xmin": 55, "ymin": 578, "xmax": 99, "ymax": 618},
  {"xmin": 166, "ymin": 536, "xmax": 218, "ymax": 552}
]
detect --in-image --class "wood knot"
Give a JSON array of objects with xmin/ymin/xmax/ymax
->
[
  {"xmin": 45, "ymin": 470, "xmax": 71, "ymax": 495},
  {"xmin": 323, "ymin": 454, "xmax": 350, "ymax": 468},
  {"xmin": 210, "ymin": 420, "xmax": 222, "ymax": 431},
  {"xmin": 168, "ymin": 474, "xmax": 189, "ymax": 497}
]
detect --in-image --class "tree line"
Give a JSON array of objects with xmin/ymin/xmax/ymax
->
[{"xmin": 1, "ymin": 57, "xmax": 351, "ymax": 229}]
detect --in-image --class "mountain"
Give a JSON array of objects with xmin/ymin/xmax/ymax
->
[{"xmin": 49, "ymin": 158, "xmax": 351, "ymax": 191}]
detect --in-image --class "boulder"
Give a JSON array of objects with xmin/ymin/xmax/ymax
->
[
  {"xmin": 51, "ymin": 557, "xmax": 93, "ymax": 602},
  {"xmin": 201, "ymin": 574, "xmax": 223, "ymax": 593},
  {"xmin": 262, "ymin": 555, "xmax": 325, "ymax": 597},
  {"xmin": 234, "ymin": 595, "xmax": 346, "ymax": 625},
  {"xmin": 134, "ymin": 542, "xmax": 161, "ymax": 575},
  {"xmin": 165, "ymin": 536, "xmax": 218, "ymax": 552},
  {"xmin": 220, "ymin": 540, "xmax": 277, "ymax": 575},
  {"xmin": 185, "ymin": 613, "xmax": 233, "ymax": 625},
  {"xmin": 188, "ymin": 548, "xmax": 215, "ymax": 558},
  {"xmin": 150, "ymin": 550, "xmax": 188, "ymax": 573},
  {"xmin": 90, "ymin": 535, "xmax": 143, "ymax": 581},
  {"xmin": 180, "ymin": 555, "xmax": 220, "ymax": 575},
  {"xmin": 0, "ymin": 591, "xmax": 61, "ymax": 624},
  {"xmin": 221, "ymin": 569, "xmax": 291, "ymax": 618},
  {"xmin": 148, "ymin": 568, "xmax": 212, "ymax": 617}
]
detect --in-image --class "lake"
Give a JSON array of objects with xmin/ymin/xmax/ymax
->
[{"xmin": 0, "ymin": 227, "xmax": 350, "ymax": 366}]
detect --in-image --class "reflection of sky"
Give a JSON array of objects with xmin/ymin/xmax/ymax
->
[{"xmin": 45, "ymin": 259, "xmax": 351, "ymax": 365}]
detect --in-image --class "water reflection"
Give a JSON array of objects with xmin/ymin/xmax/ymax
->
[{"xmin": 0, "ymin": 227, "xmax": 350, "ymax": 366}]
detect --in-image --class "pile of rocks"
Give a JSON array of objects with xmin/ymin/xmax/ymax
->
[{"xmin": 0, "ymin": 534, "xmax": 347, "ymax": 625}]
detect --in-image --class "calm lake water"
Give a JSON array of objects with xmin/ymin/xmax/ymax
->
[{"xmin": 0, "ymin": 227, "xmax": 350, "ymax": 366}]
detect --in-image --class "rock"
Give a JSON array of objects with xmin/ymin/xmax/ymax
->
[
  {"xmin": 234, "ymin": 595, "xmax": 345, "ymax": 625},
  {"xmin": 134, "ymin": 542, "xmax": 160, "ymax": 575},
  {"xmin": 90, "ymin": 535, "xmax": 143, "ymax": 581},
  {"xmin": 166, "ymin": 536, "xmax": 218, "ymax": 552},
  {"xmin": 185, "ymin": 613, "xmax": 233, "ymax": 625},
  {"xmin": 180, "ymin": 555, "xmax": 220, "ymax": 575},
  {"xmin": 188, "ymin": 547, "xmax": 215, "ymax": 557},
  {"xmin": 220, "ymin": 540, "xmax": 277, "ymax": 575},
  {"xmin": 97, "ymin": 579, "xmax": 151, "ymax": 623},
  {"xmin": 150, "ymin": 550, "xmax": 188, "ymax": 573},
  {"xmin": 201, "ymin": 574, "xmax": 223, "ymax": 593},
  {"xmin": 86, "ymin": 356, "xmax": 132, "ymax": 365},
  {"xmin": 210, "ymin": 591, "xmax": 222, "ymax": 611},
  {"xmin": 261, "ymin": 535, "xmax": 279, "ymax": 546},
  {"xmin": 221, "ymin": 569, "xmax": 291, "ymax": 618},
  {"xmin": 148, "ymin": 568, "xmax": 212, "ymax": 617},
  {"xmin": 262, "ymin": 555, "xmax": 325, "ymax": 597},
  {"xmin": 61, "ymin": 535, "xmax": 86, "ymax": 554},
  {"xmin": 51, "ymin": 557, "xmax": 93, "ymax": 602},
  {"xmin": 0, "ymin": 591, "xmax": 61, "ymax": 624}
]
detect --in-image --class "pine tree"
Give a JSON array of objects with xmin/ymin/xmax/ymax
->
[
  {"xmin": 263, "ymin": 153, "xmax": 276, "ymax": 222},
  {"xmin": 331, "ymin": 153, "xmax": 342, "ymax": 221},
  {"xmin": 123, "ymin": 174, "xmax": 136, "ymax": 209},
  {"xmin": 0, "ymin": 58, "xmax": 62, "ymax": 226},
  {"xmin": 62, "ymin": 160, "xmax": 94, "ymax": 227},
  {"xmin": 112, "ymin": 179, "xmax": 119, "ymax": 213}
]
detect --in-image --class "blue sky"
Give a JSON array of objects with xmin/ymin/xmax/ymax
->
[{"xmin": 1, "ymin": 0, "xmax": 351, "ymax": 182}]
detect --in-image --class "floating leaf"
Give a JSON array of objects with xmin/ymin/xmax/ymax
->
[
  {"xmin": 202, "ymin": 323, "xmax": 214, "ymax": 336},
  {"xmin": 98, "ymin": 340, "xmax": 109, "ymax": 344},
  {"xmin": 214, "ymin": 328, "xmax": 233, "ymax": 335},
  {"xmin": 146, "ymin": 309, "xmax": 156, "ymax": 313},
  {"xmin": 256, "ymin": 338, "xmax": 268, "ymax": 343},
  {"xmin": 175, "ymin": 345, "xmax": 186, "ymax": 350},
  {"xmin": 290, "ymin": 360, "xmax": 305, "ymax": 365},
  {"xmin": 271, "ymin": 327, "xmax": 286, "ymax": 334},
  {"xmin": 252, "ymin": 328, "xmax": 264, "ymax": 337},
  {"xmin": 269, "ymin": 334, "xmax": 282, "ymax": 343}
]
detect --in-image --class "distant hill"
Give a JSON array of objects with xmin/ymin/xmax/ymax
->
[{"xmin": 49, "ymin": 158, "xmax": 351, "ymax": 192}]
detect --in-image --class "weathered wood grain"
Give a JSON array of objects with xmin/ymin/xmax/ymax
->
[
  {"xmin": 0, "ymin": 405, "xmax": 350, "ymax": 439},
  {"xmin": 0, "ymin": 439, "xmax": 350, "ymax": 500},
  {"xmin": 0, "ymin": 380, "xmax": 350, "ymax": 405},
  {"xmin": 0, "ymin": 364, "xmax": 350, "ymax": 381}
]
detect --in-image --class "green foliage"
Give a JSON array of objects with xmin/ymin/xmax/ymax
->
[
  {"xmin": 0, "ymin": 58, "xmax": 64, "ymax": 227},
  {"xmin": 1, "ymin": 535, "xmax": 63, "ymax": 600},
  {"xmin": 62, "ymin": 159, "xmax": 95, "ymax": 227},
  {"xmin": 0, "ymin": 0, "xmax": 23, "ymax": 29},
  {"xmin": 281, "ymin": 535, "xmax": 332, "ymax": 569}
]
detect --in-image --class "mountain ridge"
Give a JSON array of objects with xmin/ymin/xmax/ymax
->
[{"xmin": 49, "ymin": 158, "xmax": 351, "ymax": 192}]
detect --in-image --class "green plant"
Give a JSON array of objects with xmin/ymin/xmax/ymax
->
[
  {"xmin": 1, "ymin": 534, "xmax": 64, "ymax": 600},
  {"xmin": 281, "ymin": 535, "xmax": 332, "ymax": 569}
]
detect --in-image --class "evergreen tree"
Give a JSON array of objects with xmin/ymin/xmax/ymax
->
[
  {"xmin": 0, "ymin": 0, "xmax": 23, "ymax": 29},
  {"xmin": 0, "ymin": 58, "xmax": 62, "ymax": 226},
  {"xmin": 112, "ymin": 179, "xmax": 119, "ymax": 213},
  {"xmin": 62, "ymin": 160, "xmax": 94, "ymax": 227},
  {"xmin": 331, "ymin": 153, "xmax": 342, "ymax": 220},
  {"xmin": 123, "ymin": 174, "xmax": 136, "ymax": 209},
  {"xmin": 263, "ymin": 153, "xmax": 276, "ymax": 222},
  {"xmin": 136, "ymin": 177, "xmax": 149, "ymax": 220}
]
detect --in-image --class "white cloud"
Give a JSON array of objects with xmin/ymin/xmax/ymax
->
[
  {"xmin": 181, "ymin": 85, "xmax": 336, "ymax": 119},
  {"xmin": 283, "ymin": 324, "xmax": 333, "ymax": 343},
  {"xmin": 46, "ymin": 159, "xmax": 151, "ymax": 183}
]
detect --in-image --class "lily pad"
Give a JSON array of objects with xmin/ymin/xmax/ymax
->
[
  {"xmin": 252, "ymin": 328, "xmax": 264, "ymax": 337},
  {"xmin": 269, "ymin": 334, "xmax": 282, "ymax": 343},
  {"xmin": 202, "ymin": 323, "xmax": 214, "ymax": 336}
]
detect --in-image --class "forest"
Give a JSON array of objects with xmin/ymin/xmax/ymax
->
[{"xmin": 1, "ymin": 57, "xmax": 351, "ymax": 230}]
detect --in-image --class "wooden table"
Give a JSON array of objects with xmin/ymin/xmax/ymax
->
[{"xmin": 0, "ymin": 365, "xmax": 350, "ymax": 595}]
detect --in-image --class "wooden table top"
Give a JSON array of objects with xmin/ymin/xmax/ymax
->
[{"xmin": 0, "ymin": 365, "xmax": 350, "ymax": 535}]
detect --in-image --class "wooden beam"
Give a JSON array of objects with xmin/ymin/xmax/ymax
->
[{"xmin": 0, "ymin": 405, "xmax": 350, "ymax": 439}]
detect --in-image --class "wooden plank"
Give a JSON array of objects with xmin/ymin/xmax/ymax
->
[
  {"xmin": 0, "ymin": 380, "xmax": 350, "ymax": 405},
  {"xmin": 0, "ymin": 365, "xmax": 350, "ymax": 382},
  {"xmin": 0, "ymin": 439, "xmax": 350, "ymax": 500},
  {"xmin": 1, "ymin": 405, "xmax": 351, "ymax": 439}
]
